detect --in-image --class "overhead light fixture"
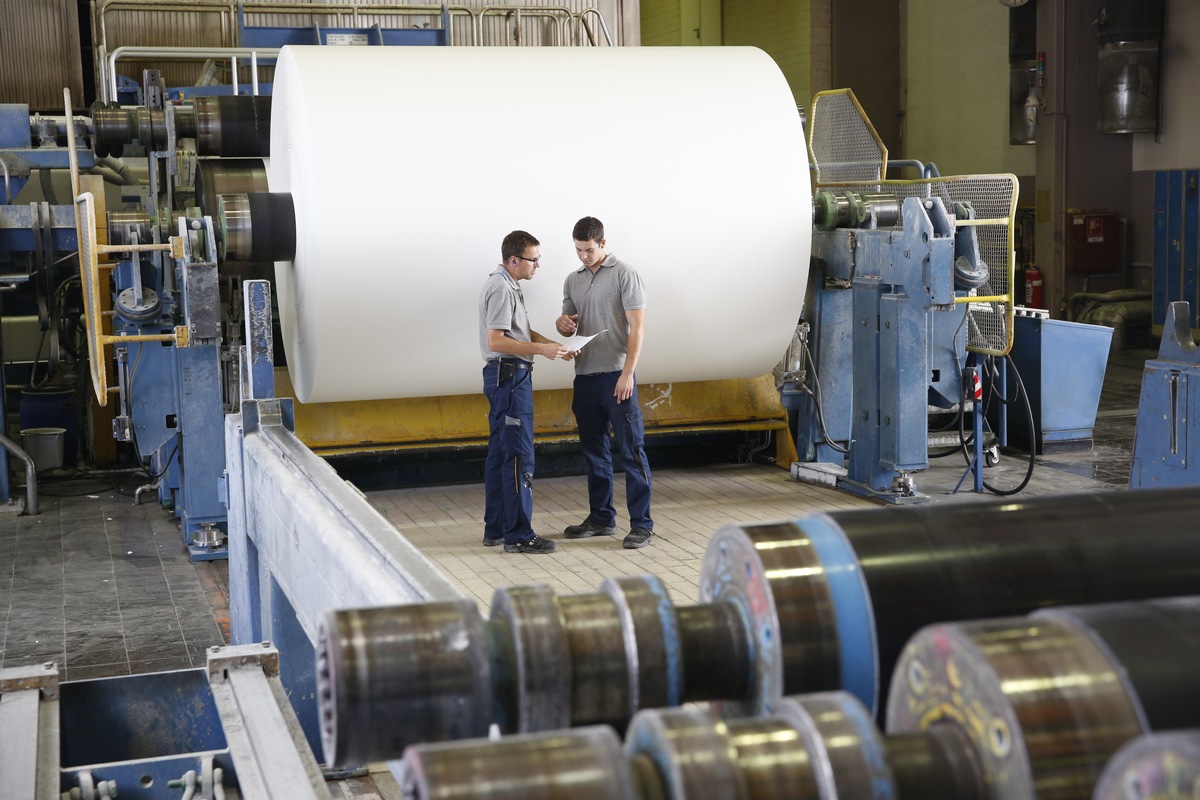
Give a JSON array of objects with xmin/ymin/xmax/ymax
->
[{"xmin": 1000, "ymin": 0, "xmax": 1029, "ymax": 6}]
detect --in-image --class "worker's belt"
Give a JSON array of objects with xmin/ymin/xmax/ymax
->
[
  {"xmin": 486, "ymin": 358, "xmax": 532, "ymax": 370},
  {"xmin": 487, "ymin": 357, "xmax": 532, "ymax": 384}
]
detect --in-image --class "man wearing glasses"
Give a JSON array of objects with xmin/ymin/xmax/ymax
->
[
  {"xmin": 555, "ymin": 217, "xmax": 656, "ymax": 550},
  {"xmin": 479, "ymin": 230, "xmax": 572, "ymax": 554}
]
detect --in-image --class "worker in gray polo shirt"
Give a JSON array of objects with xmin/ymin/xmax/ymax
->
[
  {"xmin": 555, "ymin": 216, "xmax": 655, "ymax": 549},
  {"xmin": 479, "ymin": 230, "xmax": 571, "ymax": 555}
]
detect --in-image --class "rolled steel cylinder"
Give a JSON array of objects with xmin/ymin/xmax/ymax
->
[
  {"xmin": 320, "ymin": 573, "xmax": 752, "ymax": 765},
  {"xmin": 626, "ymin": 692, "xmax": 982, "ymax": 800},
  {"xmin": 701, "ymin": 487, "xmax": 1200, "ymax": 716},
  {"xmin": 626, "ymin": 706, "xmax": 750, "ymax": 800},
  {"xmin": 217, "ymin": 191, "xmax": 296, "ymax": 263},
  {"xmin": 1034, "ymin": 596, "xmax": 1200, "ymax": 732},
  {"xmin": 107, "ymin": 211, "xmax": 154, "ymax": 247},
  {"xmin": 885, "ymin": 727, "xmax": 986, "ymax": 800},
  {"xmin": 195, "ymin": 158, "xmax": 267, "ymax": 220},
  {"xmin": 813, "ymin": 191, "xmax": 900, "ymax": 230},
  {"xmin": 320, "ymin": 488, "xmax": 1200, "ymax": 766},
  {"xmin": 396, "ymin": 690, "xmax": 986, "ymax": 800},
  {"xmin": 194, "ymin": 95, "xmax": 272, "ymax": 157},
  {"xmin": 774, "ymin": 692, "xmax": 895, "ymax": 799},
  {"xmin": 316, "ymin": 600, "xmax": 493, "ymax": 768},
  {"xmin": 886, "ymin": 598, "xmax": 1200, "ymax": 800},
  {"xmin": 400, "ymin": 725, "xmax": 636, "ymax": 800},
  {"xmin": 1092, "ymin": 729, "xmax": 1200, "ymax": 800},
  {"xmin": 91, "ymin": 103, "xmax": 170, "ymax": 156}
]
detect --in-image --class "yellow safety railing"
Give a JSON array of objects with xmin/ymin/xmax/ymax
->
[{"xmin": 808, "ymin": 89, "xmax": 1018, "ymax": 356}]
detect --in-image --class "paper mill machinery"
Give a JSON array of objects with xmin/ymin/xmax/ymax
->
[
  {"xmin": 1, "ymin": 63, "xmax": 799, "ymax": 554},
  {"xmin": 5, "ymin": 45, "xmax": 1200, "ymax": 799},
  {"xmin": 0, "ymin": 85, "xmax": 277, "ymax": 558},
  {"xmin": 781, "ymin": 89, "xmax": 1021, "ymax": 504}
]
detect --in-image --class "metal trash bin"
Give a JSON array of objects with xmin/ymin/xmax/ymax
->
[{"xmin": 19, "ymin": 427, "xmax": 66, "ymax": 472}]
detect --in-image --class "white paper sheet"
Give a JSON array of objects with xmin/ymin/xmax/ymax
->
[
  {"xmin": 561, "ymin": 331, "xmax": 606, "ymax": 352},
  {"xmin": 270, "ymin": 46, "xmax": 812, "ymax": 403}
]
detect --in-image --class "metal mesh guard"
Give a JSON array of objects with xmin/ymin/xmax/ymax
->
[
  {"xmin": 75, "ymin": 193, "xmax": 109, "ymax": 405},
  {"xmin": 819, "ymin": 175, "xmax": 1019, "ymax": 356},
  {"xmin": 809, "ymin": 89, "xmax": 887, "ymax": 184}
]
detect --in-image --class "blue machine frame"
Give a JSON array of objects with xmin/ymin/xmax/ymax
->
[
  {"xmin": 1130, "ymin": 300, "xmax": 1200, "ymax": 488},
  {"xmin": 791, "ymin": 195, "xmax": 971, "ymax": 503}
]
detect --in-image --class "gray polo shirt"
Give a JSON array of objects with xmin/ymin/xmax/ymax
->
[
  {"xmin": 479, "ymin": 266, "xmax": 533, "ymax": 363},
  {"xmin": 562, "ymin": 253, "xmax": 646, "ymax": 375}
]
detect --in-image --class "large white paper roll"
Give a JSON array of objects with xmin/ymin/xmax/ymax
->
[{"xmin": 270, "ymin": 45, "xmax": 811, "ymax": 403}]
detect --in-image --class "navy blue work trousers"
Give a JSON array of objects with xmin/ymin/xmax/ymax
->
[
  {"xmin": 572, "ymin": 371, "xmax": 653, "ymax": 530},
  {"xmin": 483, "ymin": 361, "xmax": 535, "ymax": 545}
]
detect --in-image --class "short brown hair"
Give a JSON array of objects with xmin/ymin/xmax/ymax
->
[
  {"xmin": 502, "ymin": 230, "xmax": 539, "ymax": 262},
  {"xmin": 572, "ymin": 216, "xmax": 604, "ymax": 243}
]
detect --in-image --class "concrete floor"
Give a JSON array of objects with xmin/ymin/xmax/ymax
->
[{"xmin": 0, "ymin": 347, "xmax": 1153, "ymax": 796}]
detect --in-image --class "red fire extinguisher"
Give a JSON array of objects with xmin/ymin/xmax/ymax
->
[{"xmin": 1025, "ymin": 265, "xmax": 1044, "ymax": 308}]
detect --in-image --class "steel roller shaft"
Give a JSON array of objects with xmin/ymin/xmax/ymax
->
[
  {"xmin": 887, "ymin": 597, "xmax": 1200, "ymax": 799},
  {"xmin": 91, "ymin": 95, "xmax": 271, "ymax": 158},
  {"xmin": 319, "ymin": 574, "xmax": 754, "ymax": 766},
  {"xmin": 319, "ymin": 487, "xmax": 1200, "ymax": 766},
  {"xmin": 400, "ymin": 597, "xmax": 1200, "ymax": 799},
  {"xmin": 715, "ymin": 485, "xmax": 1200, "ymax": 714},
  {"xmin": 401, "ymin": 692, "xmax": 986, "ymax": 800}
]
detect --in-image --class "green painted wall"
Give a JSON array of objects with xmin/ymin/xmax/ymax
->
[
  {"xmin": 641, "ymin": 0, "xmax": 682, "ymax": 45},
  {"xmin": 904, "ymin": 0, "xmax": 1036, "ymax": 180},
  {"xmin": 640, "ymin": 0, "xmax": 810, "ymax": 108},
  {"xmin": 723, "ymin": 0, "xmax": 810, "ymax": 110}
]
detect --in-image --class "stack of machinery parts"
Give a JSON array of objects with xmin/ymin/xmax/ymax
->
[
  {"xmin": 315, "ymin": 488, "xmax": 1200, "ymax": 772},
  {"xmin": 389, "ymin": 595, "xmax": 1200, "ymax": 800}
]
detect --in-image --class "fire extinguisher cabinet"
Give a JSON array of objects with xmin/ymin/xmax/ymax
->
[{"xmin": 1007, "ymin": 314, "xmax": 1114, "ymax": 453}]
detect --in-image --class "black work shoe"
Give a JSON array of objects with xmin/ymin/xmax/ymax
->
[
  {"xmin": 623, "ymin": 528, "xmax": 654, "ymax": 549},
  {"xmin": 564, "ymin": 519, "xmax": 618, "ymax": 539},
  {"xmin": 504, "ymin": 534, "xmax": 559, "ymax": 554},
  {"xmin": 482, "ymin": 536, "xmax": 503, "ymax": 547}
]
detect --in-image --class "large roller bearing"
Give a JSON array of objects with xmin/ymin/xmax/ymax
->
[
  {"xmin": 699, "ymin": 521, "xmax": 846, "ymax": 717},
  {"xmin": 886, "ymin": 616, "xmax": 1147, "ymax": 799},
  {"xmin": 489, "ymin": 585, "xmax": 574, "ymax": 734},
  {"xmin": 317, "ymin": 600, "xmax": 492, "ymax": 766}
]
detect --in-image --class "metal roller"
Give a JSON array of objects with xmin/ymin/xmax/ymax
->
[
  {"xmin": 91, "ymin": 103, "xmax": 168, "ymax": 157},
  {"xmin": 700, "ymin": 521, "xmax": 842, "ymax": 718},
  {"xmin": 195, "ymin": 158, "xmax": 267, "ymax": 220},
  {"xmin": 883, "ymin": 727, "xmax": 986, "ymax": 800},
  {"xmin": 490, "ymin": 585, "xmax": 574, "ymax": 734},
  {"xmin": 558, "ymin": 591, "xmax": 632, "ymax": 727},
  {"xmin": 106, "ymin": 211, "xmax": 154, "ymax": 247},
  {"xmin": 319, "ymin": 488, "xmax": 1200, "ymax": 765},
  {"xmin": 400, "ymin": 726, "xmax": 637, "ymax": 800},
  {"xmin": 703, "ymin": 486, "xmax": 1200, "ymax": 715},
  {"xmin": 1034, "ymin": 596, "xmax": 1200, "ymax": 732},
  {"xmin": 1092, "ymin": 730, "xmax": 1200, "ymax": 800},
  {"xmin": 396, "ymin": 690, "xmax": 989, "ymax": 799},
  {"xmin": 316, "ymin": 600, "xmax": 492, "ymax": 767},
  {"xmin": 813, "ymin": 191, "xmax": 901, "ymax": 230},
  {"xmin": 625, "ymin": 706, "xmax": 749, "ymax": 800},
  {"xmin": 775, "ymin": 692, "xmax": 897, "ymax": 799},
  {"xmin": 721, "ymin": 715, "xmax": 821, "ymax": 800},
  {"xmin": 193, "ymin": 96, "xmax": 272, "ymax": 157},
  {"xmin": 216, "ymin": 191, "xmax": 296, "ymax": 263},
  {"xmin": 600, "ymin": 575, "xmax": 685, "ymax": 713},
  {"xmin": 885, "ymin": 599, "xmax": 1200, "ymax": 800}
]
